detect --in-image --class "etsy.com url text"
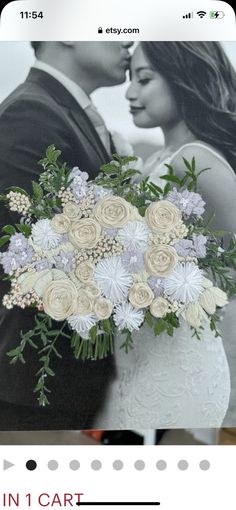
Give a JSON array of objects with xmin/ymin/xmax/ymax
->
[{"xmin": 98, "ymin": 27, "xmax": 140, "ymax": 34}]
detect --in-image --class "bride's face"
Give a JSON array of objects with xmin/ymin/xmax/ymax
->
[{"xmin": 126, "ymin": 45, "xmax": 180, "ymax": 128}]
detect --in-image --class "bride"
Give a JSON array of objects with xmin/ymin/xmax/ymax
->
[{"xmin": 94, "ymin": 42, "xmax": 236, "ymax": 429}]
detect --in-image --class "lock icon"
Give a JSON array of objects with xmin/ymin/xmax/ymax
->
[{"xmin": 98, "ymin": 27, "xmax": 103, "ymax": 34}]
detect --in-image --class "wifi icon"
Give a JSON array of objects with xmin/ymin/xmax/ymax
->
[{"xmin": 197, "ymin": 10, "xmax": 207, "ymax": 18}]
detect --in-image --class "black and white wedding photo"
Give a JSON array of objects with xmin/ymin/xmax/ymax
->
[{"xmin": 0, "ymin": 41, "xmax": 236, "ymax": 432}]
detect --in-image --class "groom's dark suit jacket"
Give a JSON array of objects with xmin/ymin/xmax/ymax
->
[{"xmin": 0, "ymin": 68, "xmax": 115, "ymax": 427}]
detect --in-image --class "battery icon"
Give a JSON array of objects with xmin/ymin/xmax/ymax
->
[{"xmin": 209, "ymin": 11, "xmax": 225, "ymax": 18}]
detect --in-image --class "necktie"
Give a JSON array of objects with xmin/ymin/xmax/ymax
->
[{"xmin": 85, "ymin": 103, "xmax": 111, "ymax": 155}]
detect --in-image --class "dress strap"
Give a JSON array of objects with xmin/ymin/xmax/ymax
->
[{"xmin": 168, "ymin": 141, "xmax": 233, "ymax": 173}]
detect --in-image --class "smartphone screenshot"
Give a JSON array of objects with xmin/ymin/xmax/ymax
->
[{"xmin": 0, "ymin": 1, "xmax": 236, "ymax": 508}]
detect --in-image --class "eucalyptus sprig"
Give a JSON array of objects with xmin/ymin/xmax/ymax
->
[
  {"xmin": 95, "ymin": 153, "xmax": 141, "ymax": 196},
  {"xmin": 6, "ymin": 312, "xmax": 71, "ymax": 406},
  {"xmin": 28, "ymin": 145, "xmax": 73, "ymax": 219}
]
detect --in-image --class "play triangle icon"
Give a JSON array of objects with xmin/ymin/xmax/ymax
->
[{"xmin": 3, "ymin": 459, "xmax": 15, "ymax": 470}]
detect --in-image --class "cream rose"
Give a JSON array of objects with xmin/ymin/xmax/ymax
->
[
  {"xmin": 69, "ymin": 218, "xmax": 101, "ymax": 249},
  {"xmin": 210, "ymin": 287, "xmax": 228, "ymax": 307},
  {"xmin": 199, "ymin": 287, "xmax": 228, "ymax": 314},
  {"xmin": 75, "ymin": 261, "xmax": 95, "ymax": 283},
  {"xmin": 94, "ymin": 297, "xmax": 113, "ymax": 320},
  {"xmin": 150, "ymin": 297, "xmax": 169, "ymax": 318},
  {"xmin": 63, "ymin": 201, "xmax": 82, "ymax": 220},
  {"xmin": 145, "ymin": 200, "xmax": 181, "ymax": 233},
  {"xmin": 43, "ymin": 279, "xmax": 77, "ymax": 320},
  {"xmin": 83, "ymin": 282, "xmax": 101, "ymax": 299},
  {"xmin": 199, "ymin": 289, "xmax": 216, "ymax": 314},
  {"xmin": 129, "ymin": 283, "xmax": 154, "ymax": 309},
  {"xmin": 183, "ymin": 302, "xmax": 207, "ymax": 329},
  {"xmin": 144, "ymin": 245, "xmax": 178, "ymax": 277},
  {"xmin": 76, "ymin": 289, "xmax": 94, "ymax": 315},
  {"xmin": 51, "ymin": 213, "xmax": 71, "ymax": 234},
  {"xmin": 93, "ymin": 196, "xmax": 130, "ymax": 228}
]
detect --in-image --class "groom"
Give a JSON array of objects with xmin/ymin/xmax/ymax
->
[{"xmin": 0, "ymin": 41, "xmax": 133, "ymax": 430}]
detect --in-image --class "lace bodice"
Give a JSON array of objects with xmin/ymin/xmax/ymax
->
[{"xmin": 95, "ymin": 321, "xmax": 230, "ymax": 429}]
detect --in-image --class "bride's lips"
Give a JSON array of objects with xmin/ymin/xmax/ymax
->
[{"xmin": 129, "ymin": 106, "xmax": 145, "ymax": 115}]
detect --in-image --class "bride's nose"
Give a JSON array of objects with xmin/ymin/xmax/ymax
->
[{"xmin": 125, "ymin": 82, "xmax": 137, "ymax": 101}]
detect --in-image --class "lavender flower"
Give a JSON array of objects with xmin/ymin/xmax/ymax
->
[
  {"xmin": 35, "ymin": 258, "xmax": 53, "ymax": 271},
  {"xmin": 0, "ymin": 239, "xmax": 34, "ymax": 273},
  {"xmin": 54, "ymin": 251, "xmax": 75, "ymax": 273},
  {"xmin": 174, "ymin": 235, "xmax": 207, "ymax": 258},
  {"xmin": 69, "ymin": 167, "xmax": 89, "ymax": 200},
  {"xmin": 9, "ymin": 233, "xmax": 29, "ymax": 253},
  {"xmin": 167, "ymin": 188, "xmax": 205, "ymax": 217},
  {"xmin": 18, "ymin": 247, "xmax": 34, "ymax": 266},
  {"xmin": 121, "ymin": 250, "xmax": 145, "ymax": 273},
  {"xmin": 147, "ymin": 276, "xmax": 165, "ymax": 297},
  {"xmin": 0, "ymin": 251, "xmax": 21, "ymax": 273},
  {"xmin": 192, "ymin": 234, "xmax": 207, "ymax": 257},
  {"xmin": 174, "ymin": 239, "xmax": 194, "ymax": 257}
]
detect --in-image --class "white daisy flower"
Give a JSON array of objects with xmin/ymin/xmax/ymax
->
[
  {"xmin": 164, "ymin": 262, "xmax": 204, "ymax": 303},
  {"xmin": 117, "ymin": 221, "xmax": 150, "ymax": 251},
  {"xmin": 94, "ymin": 256, "xmax": 133, "ymax": 304},
  {"xmin": 113, "ymin": 302, "xmax": 145, "ymax": 332},
  {"xmin": 32, "ymin": 219, "xmax": 63, "ymax": 250},
  {"xmin": 67, "ymin": 314, "xmax": 98, "ymax": 339}
]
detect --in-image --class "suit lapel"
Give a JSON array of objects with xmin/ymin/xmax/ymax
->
[
  {"xmin": 70, "ymin": 107, "xmax": 111, "ymax": 163},
  {"xmin": 26, "ymin": 68, "xmax": 112, "ymax": 164}
]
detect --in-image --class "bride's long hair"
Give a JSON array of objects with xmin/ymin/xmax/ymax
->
[{"xmin": 141, "ymin": 42, "xmax": 236, "ymax": 171}]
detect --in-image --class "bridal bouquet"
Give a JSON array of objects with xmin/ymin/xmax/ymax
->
[{"xmin": 1, "ymin": 145, "xmax": 236, "ymax": 405}]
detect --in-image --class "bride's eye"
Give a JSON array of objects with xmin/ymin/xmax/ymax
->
[{"xmin": 138, "ymin": 78, "xmax": 151, "ymax": 85}]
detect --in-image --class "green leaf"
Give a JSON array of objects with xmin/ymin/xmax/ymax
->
[
  {"xmin": 154, "ymin": 319, "xmax": 166, "ymax": 336},
  {"xmin": 90, "ymin": 325, "xmax": 98, "ymax": 342},
  {"xmin": 45, "ymin": 366, "xmax": 55, "ymax": 377},
  {"xmin": 163, "ymin": 182, "xmax": 172, "ymax": 196},
  {"xmin": 167, "ymin": 325, "xmax": 174, "ymax": 337},
  {"xmin": 7, "ymin": 347, "xmax": 21, "ymax": 358},
  {"xmin": 7, "ymin": 186, "xmax": 29, "ymax": 196},
  {"xmin": 2, "ymin": 225, "xmax": 16, "ymax": 235},
  {"xmin": 46, "ymin": 144, "xmax": 61, "ymax": 162},
  {"xmin": 41, "ymin": 333, "xmax": 48, "ymax": 345},
  {"xmin": 16, "ymin": 224, "xmax": 32, "ymax": 236},
  {"xmin": 148, "ymin": 182, "xmax": 163, "ymax": 195},
  {"xmin": 32, "ymin": 181, "xmax": 43, "ymax": 200},
  {"xmin": 0, "ymin": 235, "xmax": 10, "ymax": 248},
  {"xmin": 145, "ymin": 311, "xmax": 153, "ymax": 328},
  {"xmin": 46, "ymin": 330, "xmax": 61, "ymax": 337},
  {"xmin": 160, "ymin": 174, "xmax": 181, "ymax": 184},
  {"xmin": 182, "ymin": 157, "xmax": 192, "ymax": 172},
  {"xmin": 102, "ymin": 319, "xmax": 113, "ymax": 334}
]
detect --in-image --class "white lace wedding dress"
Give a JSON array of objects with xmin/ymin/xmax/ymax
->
[{"xmin": 94, "ymin": 142, "xmax": 232, "ymax": 429}]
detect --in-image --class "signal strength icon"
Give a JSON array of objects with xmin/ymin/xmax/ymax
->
[
  {"xmin": 183, "ymin": 12, "xmax": 193, "ymax": 18},
  {"xmin": 197, "ymin": 10, "xmax": 207, "ymax": 18}
]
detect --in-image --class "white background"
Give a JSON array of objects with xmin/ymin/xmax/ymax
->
[{"xmin": 1, "ymin": 445, "xmax": 236, "ymax": 510}]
